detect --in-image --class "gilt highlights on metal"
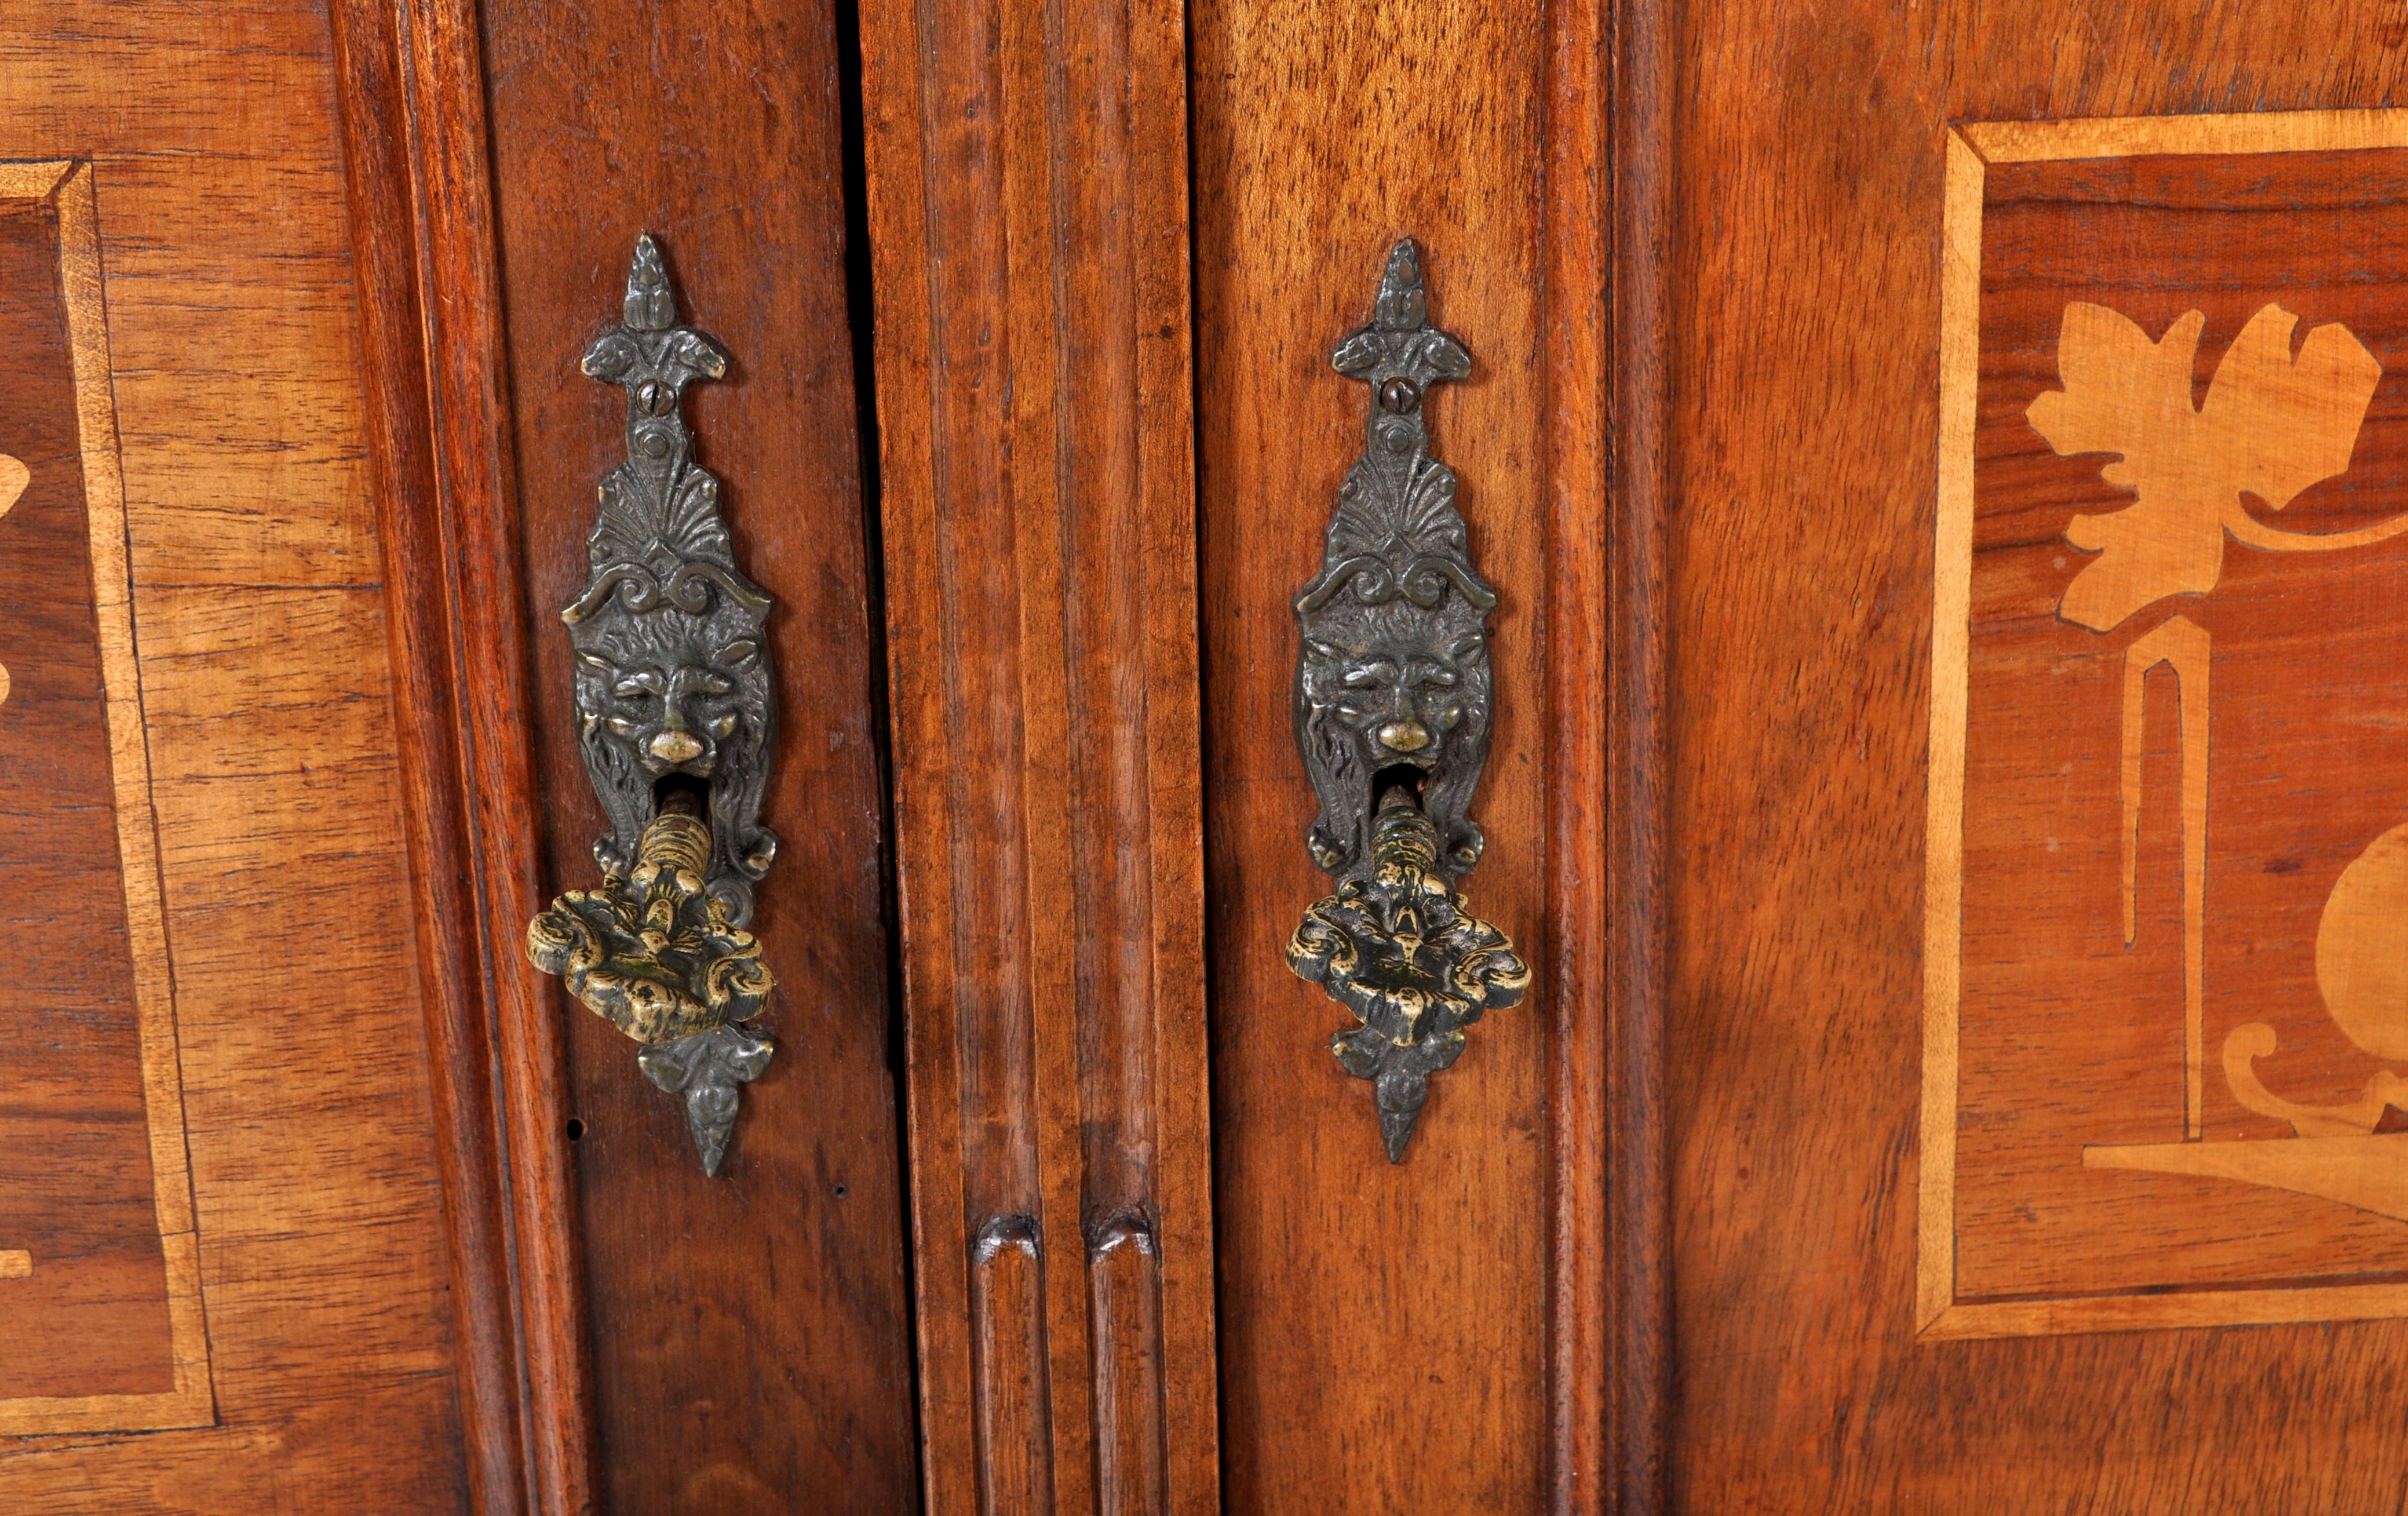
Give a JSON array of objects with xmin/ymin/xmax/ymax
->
[
  {"xmin": 1288, "ymin": 239, "xmax": 1522, "ymax": 1160},
  {"xmin": 527, "ymin": 235, "xmax": 778, "ymax": 1176},
  {"xmin": 1289, "ymin": 790, "xmax": 1530, "ymax": 1161},
  {"xmin": 528, "ymin": 806, "xmax": 773, "ymax": 1176}
]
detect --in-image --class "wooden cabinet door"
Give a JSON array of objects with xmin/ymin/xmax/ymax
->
[
  {"xmin": 873, "ymin": 3, "xmax": 2408, "ymax": 1515},
  {"xmin": 1, "ymin": 2, "xmax": 923, "ymax": 1512},
  {"xmin": 0, "ymin": 3, "xmax": 480, "ymax": 1507},
  {"xmin": 1666, "ymin": 9, "xmax": 2408, "ymax": 1514},
  {"xmin": 36, "ymin": 3, "xmax": 2408, "ymax": 1513},
  {"xmin": 861, "ymin": 1, "xmax": 1622, "ymax": 1512}
]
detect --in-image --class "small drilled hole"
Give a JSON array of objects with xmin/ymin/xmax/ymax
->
[
  {"xmin": 833, "ymin": 1184, "xmax": 849, "ymax": 1198},
  {"xmin": 566, "ymin": 1118, "xmax": 586, "ymax": 1142}
]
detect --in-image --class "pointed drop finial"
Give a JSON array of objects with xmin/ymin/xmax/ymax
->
[
  {"xmin": 687, "ymin": 1085, "xmax": 740, "ymax": 1177},
  {"xmin": 1377, "ymin": 1077, "xmax": 1426, "ymax": 1162},
  {"xmin": 624, "ymin": 234, "xmax": 677, "ymax": 332}
]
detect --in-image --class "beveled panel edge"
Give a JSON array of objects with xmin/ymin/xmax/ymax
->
[{"xmin": 0, "ymin": 158, "xmax": 216, "ymax": 1438}]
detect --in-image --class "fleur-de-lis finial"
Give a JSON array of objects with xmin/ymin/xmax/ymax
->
[
  {"xmin": 1330, "ymin": 238, "xmax": 1472, "ymax": 409},
  {"xmin": 527, "ymin": 236, "xmax": 783, "ymax": 1176}
]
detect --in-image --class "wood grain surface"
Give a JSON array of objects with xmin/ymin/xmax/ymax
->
[
  {"xmin": 859, "ymin": 0, "xmax": 1220, "ymax": 1509},
  {"xmin": 1190, "ymin": 2, "xmax": 1611, "ymax": 1510},
  {"xmin": 1673, "ymin": 5, "xmax": 2408, "ymax": 1510},
  {"xmin": 1931, "ymin": 134, "xmax": 2408, "ymax": 1337},
  {"xmin": 476, "ymin": 1, "xmax": 921, "ymax": 1510},
  {"xmin": 0, "ymin": 178, "xmax": 185, "ymax": 1416},
  {"xmin": 326, "ymin": 0, "xmax": 562, "ymax": 1504},
  {"xmin": 1600, "ymin": 3, "xmax": 1673, "ymax": 1509},
  {"xmin": 0, "ymin": 0, "xmax": 472, "ymax": 1507}
]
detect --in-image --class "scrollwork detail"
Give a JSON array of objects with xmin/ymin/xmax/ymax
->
[
  {"xmin": 1287, "ymin": 240, "xmax": 1525, "ymax": 1160},
  {"xmin": 1289, "ymin": 791, "xmax": 1528, "ymax": 1161},
  {"xmin": 527, "ymin": 806, "xmax": 774, "ymax": 1177},
  {"xmin": 565, "ymin": 234, "xmax": 778, "ymax": 924},
  {"xmin": 528, "ymin": 235, "xmax": 783, "ymax": 1176}
]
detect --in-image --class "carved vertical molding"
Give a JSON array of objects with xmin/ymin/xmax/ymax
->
[
  {"xmin": 326, "ymin": 0, "xmax": 597, "ymax": 1510},
  {"xmin": 1537, "ymin": 1, "xmax": 1670, "ymax": 1510},
  {"xmin": 971, "ymin": 1216, "xmax": 1055, "ymax": 1514},
  {"xmin": 860, "ymin": 0, "xmax": 1219, "ymax": 1510},
  {"xmin": 1595, "ymin": 0, "xmax": 1675, "ymax": 1510},
  {"xmin": 1086, "ymin": 1214, "xmax": 1168, "ymax": 1512},
  {"xmin": 1542, "ymin": 0, "xmax": 1615, "ymax": 1508}
]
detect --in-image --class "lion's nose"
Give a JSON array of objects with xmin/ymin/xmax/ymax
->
[
  {"xmin": 648, "ymin": 730, "xmax": 705, "ymax": 764},
  {"xmin": 1377, "ymin": 719, "xmax": 1431, "ymax": 753}
]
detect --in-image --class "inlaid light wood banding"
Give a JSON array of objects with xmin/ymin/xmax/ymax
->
[
  {"xmin": 0, "ymin": 159, "xmax": 211, "ymax": 1437},
  {"xmin": 1925, "ymin": 109, "xmax": 2408, "ymax": 1339}
]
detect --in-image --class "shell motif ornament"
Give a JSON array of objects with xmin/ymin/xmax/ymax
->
[
  {"xmin": 528, "ymin": 235, "xmax": 781, "ymax": 1176},
  {"xmin": 1288, "ymin": 240, "xmax": 1526, "ymax": 1161}
]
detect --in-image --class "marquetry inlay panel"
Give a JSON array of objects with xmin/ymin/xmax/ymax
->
[{"xmin": 1927, "ymin": 112, "xmax": 2408, "ymax": 1338}]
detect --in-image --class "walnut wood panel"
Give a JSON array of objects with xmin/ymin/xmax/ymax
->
[
  {"xmin": 859, "ymin": 0, "xmax": 1220, "ymax": 1510},
  {"xmin": 1670, "ymin": 6, "xmax": 2408, "ymax": 1511},
  {"xmin": 329, "ymin": 0, "xmax": 596, "ymax": 1507},
  {"xmin": 0, "ymin": 0, "xmax": 470, "ymax": 1506},
  {"xmin": 470, "ymin": 1, "xmax": 921, "ymax": 1511},
  {"xmin": 1188, "ymin": 0, "xmax": 1635, "ymax": 1508},
  {"xmin": 0, "ymin": 170, "xmax": 194, "ymax": 1421},
  {"xmin": 1932, "ymin": 131, "xmax": 2408, "ymax": 1332}
]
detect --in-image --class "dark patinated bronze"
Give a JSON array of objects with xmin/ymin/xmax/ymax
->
[
  {"xmin": 1289, "ymin": 789, "xmax": 1530, "ymax": 1162},
  {"xmin": 527, "ymin": 235, "xmax": 779, "ymax": 1176},
  {"xmin": 1288, "ymin": 239, "xmax": 1526, "ymax": 1160}
]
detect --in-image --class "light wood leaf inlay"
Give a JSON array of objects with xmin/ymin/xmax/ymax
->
[
  {"xmin": 0, "ymin": 452, "xmax": 21, "ymax": 711},
  {"xmin": 2030, "ymin": 301, "xmax": 2398, "ymax": 631}
]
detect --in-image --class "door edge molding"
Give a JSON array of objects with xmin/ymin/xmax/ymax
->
[{"xmin": 327, "ymin": 2, "xmax": 599, "ymax": 1510}]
